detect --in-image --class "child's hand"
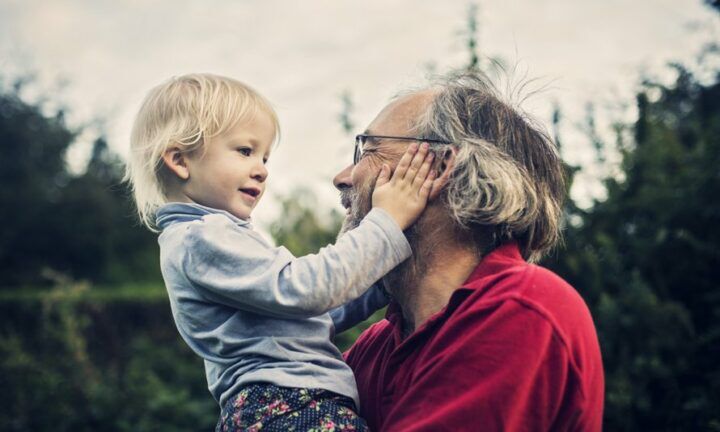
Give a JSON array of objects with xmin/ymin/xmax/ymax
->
[{"xmin": 372, "ymin": 142, "xmax": 436, "ymax": 230}]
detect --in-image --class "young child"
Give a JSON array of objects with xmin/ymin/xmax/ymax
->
[{"xmin": 124, "ymin": 74, "xmax": 437, "ymax": 431}]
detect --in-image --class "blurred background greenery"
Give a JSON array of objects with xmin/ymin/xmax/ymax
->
[{"xmin": 2, "ymin": 2, "xmax": 720, "ymax": 431}]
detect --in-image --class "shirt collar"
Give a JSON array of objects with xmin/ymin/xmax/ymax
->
[
  {"xmin": 459, "ymin": 241, "xmax": 524, "ymax": 289},
  {"xmin": 384, "ymin": 242, "xmax": 525, "ymax": 331},
  {"xmin": 155, "ymin": 202, "xmax": 250, "ymax": 230}
]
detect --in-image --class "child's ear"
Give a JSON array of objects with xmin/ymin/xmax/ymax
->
[
  {"xmin": 162, "ymin": 146, "xmax": 190, "ymax": 180},
  {"xmin": 428, "ymin": 146, "xmax": 457, "ymax": 200}
]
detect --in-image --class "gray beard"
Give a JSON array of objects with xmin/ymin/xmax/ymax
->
[
  {"xmin": 383, "ymin": 223, "xmax": 422, "ymax": 298},
  {"xmin": 337, "ymin": 179, "xmax": 424, "ymax": 305},
  {"xmin": 337, "ymin": 183, "xmax": 484, "ymax": 337},
  {"xmin": 338, "ymin": 179, "xmax": 374, "ymax": 235}
]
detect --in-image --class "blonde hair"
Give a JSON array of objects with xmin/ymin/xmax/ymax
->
[{"xmin": 124, "ymin": 73, "xmax": 279, "ymax": 231}]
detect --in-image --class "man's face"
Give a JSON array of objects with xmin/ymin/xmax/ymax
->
[{"xmin": 333, "ymin": 92, "xmax": 435, "ymax": 232}]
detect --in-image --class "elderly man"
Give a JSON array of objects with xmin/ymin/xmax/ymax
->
[{"xmin": 332, "ymin": 71, "xmax": 604, "ymax": 431}]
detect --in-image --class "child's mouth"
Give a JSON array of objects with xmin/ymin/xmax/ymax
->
[{"xmin": 239, "ymin": 188, "xmax": 260, "ymax": 199}]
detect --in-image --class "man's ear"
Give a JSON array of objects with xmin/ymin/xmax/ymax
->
[
  {"xmin": 161, "ymin": 146, "xmax": 190, "ymax": 180},
  {"xmin": 429, "ymin": 146, "xmax": 457, "ymax": 200}
]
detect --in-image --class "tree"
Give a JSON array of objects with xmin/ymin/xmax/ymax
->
[
  {"xmin": 0, "ymin": 81, "xmax": 76, "ymax": 286},
  {"xmin": 543, "ymin": 64, "xmax": 720, "ymax": 430},
  {"xmin": 0, "ymin": 78, "xmax": 160, "ymax": 287}
]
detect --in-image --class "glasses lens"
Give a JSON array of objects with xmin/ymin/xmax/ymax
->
[{"xmin": 354, "ymin": 135, "xmax": 364, "ymax": 164}]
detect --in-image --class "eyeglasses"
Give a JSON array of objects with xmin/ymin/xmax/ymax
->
[{"xmin": 354, "ymin": 134, "xmax": 452, "ymax": 165}]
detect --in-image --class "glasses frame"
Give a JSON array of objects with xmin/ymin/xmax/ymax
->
[{"xmin": 354, "ymin": 134, "xmax": 452, "ymax": 165}]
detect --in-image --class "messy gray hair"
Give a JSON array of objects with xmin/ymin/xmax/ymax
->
[{"xmin": 413, "ymin": 70, "xmax": 565, "ymax": 262}]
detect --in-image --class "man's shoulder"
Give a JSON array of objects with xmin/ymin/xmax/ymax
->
[
  {"xmin": 449, "ymin": 262, "xmax": 603, "ymax": 397},
  {"xmin": 519, "ymin": 264, "xmax": 595, "ymax": 334},
  {"xmin": 465, "ymin": 261, "xmax": 590, "ymax": 322},
  {"xmin": 460, "ymin": 261, "xmax": 598, "ymax": 357}
]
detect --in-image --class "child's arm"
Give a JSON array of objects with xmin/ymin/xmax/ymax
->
[
  {"xmin": 328, "ymin": 282, "xmax": 390, "ymax": 335},
  {"xmin": 181, "ymin": 145, "xmax": 435, "ymax": 318}
]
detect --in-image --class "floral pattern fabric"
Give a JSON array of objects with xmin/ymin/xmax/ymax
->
[{"xmin": 216, "ymin": 384, "xmax": 368, "ymax": 432}]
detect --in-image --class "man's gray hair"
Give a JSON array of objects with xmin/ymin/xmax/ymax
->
[{"xmin": 413, "ymin": 70, "xmax": 565, "ymax": 262}]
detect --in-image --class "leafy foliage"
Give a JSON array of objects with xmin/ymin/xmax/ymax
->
[
  {"xmin": 543, "ymin": 65, "xmax": 720, "ymax": 430},
  {"xmin": 0, "ymin": 283, "xmax": 216, "ymax": 431},
  {"xmin": 0, "ymin": 84, "xmax": 160, "ymax": 287},
  {"xmin": 270, "ymin": 188, "xmax": 344, "ymax": 257}
]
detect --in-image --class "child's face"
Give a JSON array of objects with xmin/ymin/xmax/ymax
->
[{"xmin": 183, "ymin": 112, "xmax": 275, "ymax": 220}]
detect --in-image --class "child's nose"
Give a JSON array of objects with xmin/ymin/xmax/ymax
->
[{"xmin": 251, "ymin": 162, "xmax": 268, "ymax": 182}]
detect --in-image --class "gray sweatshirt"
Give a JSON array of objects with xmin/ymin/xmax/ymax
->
[{"xmin": 155, "ymin": 202, "xmax": 411, "ymax": 408}]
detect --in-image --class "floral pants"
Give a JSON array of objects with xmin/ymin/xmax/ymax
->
[{"xmin": 216, "ymin": 384, "xmax": 369, "ymax": 432}]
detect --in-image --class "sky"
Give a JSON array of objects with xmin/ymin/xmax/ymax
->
[{"xmin": 1, "ymin": 0, "xmax": 718, "ymax": 229}]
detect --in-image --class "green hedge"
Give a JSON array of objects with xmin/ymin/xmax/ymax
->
[
  {"xmin": 0, "ymin": 284, "xmax": 215, "ymax": 431},
  {"xmin": 0, "ymin": 283, "xmax": 381, "ymax": 431}
]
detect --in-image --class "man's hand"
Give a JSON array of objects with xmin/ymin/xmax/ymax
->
[{"xmin": 372, "ymin": 142, "xmax": 436, "ymax": 230}]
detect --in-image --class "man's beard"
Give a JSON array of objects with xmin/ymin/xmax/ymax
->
[
  {"xmin": 338, "ymin": 177, "xmax": 374, "ymax": 235},
  {"xmin": 337, "ymin": 176, "xmax": 424, "ymax": 301}
]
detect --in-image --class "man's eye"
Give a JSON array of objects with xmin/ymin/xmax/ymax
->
[
  {"xmin": 237, "ymin": 147, "xmax": 252, "ymax": 156},
  {"xmin": 362, "ymin": 149, "xmax": 376, "ymax": 158}
]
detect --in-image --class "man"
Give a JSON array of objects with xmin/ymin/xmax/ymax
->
[{"xmin": 333, "ymin": 71, "xmax": 604, "ymax": 431}]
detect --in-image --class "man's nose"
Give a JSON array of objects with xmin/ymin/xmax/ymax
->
[{"xmin": 333, "ymin": 164, "xmax": 353, "ymax": 191}]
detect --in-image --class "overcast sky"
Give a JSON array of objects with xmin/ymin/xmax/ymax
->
[{"xmin": 2, "ymin": 0, "xmax": 718, "ymax": 228}]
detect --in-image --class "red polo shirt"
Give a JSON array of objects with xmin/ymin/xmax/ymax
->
[{"xmin": 345, "ymin": 243, "xmax": 604, "ymax": 431}]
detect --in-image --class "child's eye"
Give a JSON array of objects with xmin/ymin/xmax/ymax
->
[
  {"xmin": 263, "ymin": 157, "xmax": 269, "ymax": 164},
  {"xmin": 237, "ymin": 147, "xmax": 252, "ymax": 156}
]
